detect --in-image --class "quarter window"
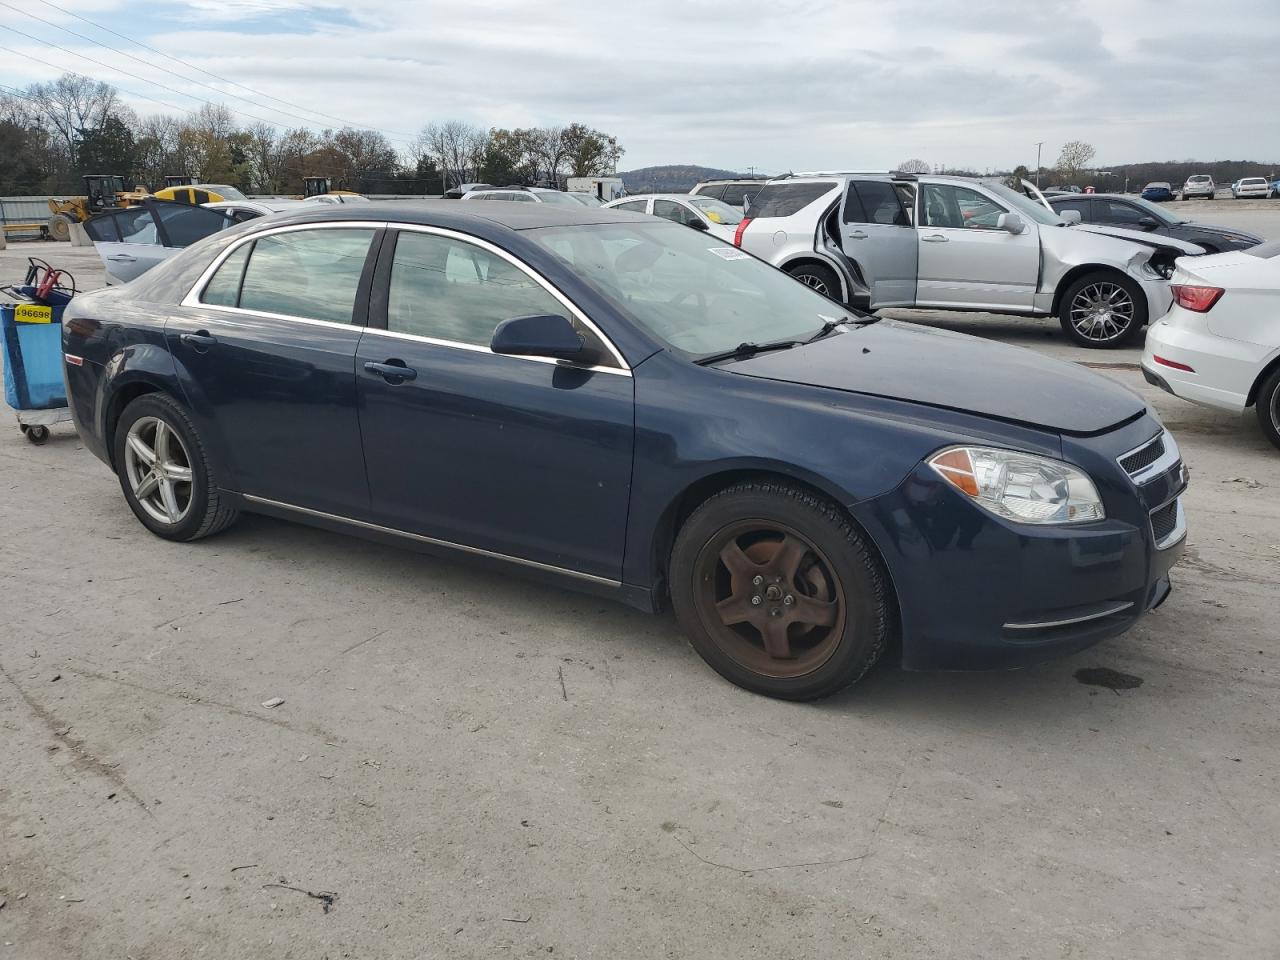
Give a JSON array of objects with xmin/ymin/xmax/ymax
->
[
  {"xmin": 200, "ymin": 243, "xmax": 250, "ymax": 307},
  {"xmin": 233, "ymin": 228, "xmax": 375, "ymax": 324}
]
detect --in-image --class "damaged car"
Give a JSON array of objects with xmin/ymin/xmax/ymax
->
[{"xmin": 734, "ymin": 173, "xmax": 1202, "ymax": 347}]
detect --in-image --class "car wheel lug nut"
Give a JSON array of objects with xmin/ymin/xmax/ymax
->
[
  {"xmin": 784, "ymin": 595, "xmax": 793, "ymax": 605},
  {"xmin": 751, "ymin": 596, "xmax": 762, "ymax": 606},
  {"xmin": 752, "ymin": 575, "xmax": 763, "ymax": 586}
]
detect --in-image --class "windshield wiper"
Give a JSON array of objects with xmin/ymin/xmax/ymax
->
[
  {"xmin": 805, "ymin": 314, "xmax": 878, "ymax": 343},
  {"xmin": 693, "ymin": 338, "xmax": 804, "ymax": 366}
]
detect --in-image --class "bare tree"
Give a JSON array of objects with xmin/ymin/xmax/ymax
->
[
  {"xmin": 417, "ymin": 121, "xmax": 487, "ymax": 188},
  {"xmin": 1056, "ymin": 140, "xmax": 1096, "ymax": 178},
  {"xmin": 896, "ymin": 158, "xmax": 930, "ymax": 174},
  {"xmin": 26, "ymin": 72, "xmax": 120, "ymax": 160}
]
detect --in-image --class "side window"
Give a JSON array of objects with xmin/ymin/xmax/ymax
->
[
  {"xmin": 1102, "ymin": 201, "xmax": 1144, "ymax": 225},
  {"xmin": 841, "ymin": 183, "xmax": 867, "ymax": 224},
  {"xmin": 154, "ymin": 202, "xmax": 232, "ymax": 247},
  {"xmin": 614, "ymin": 199, "xmax": 649, "ymax": 213},
  {"xmin": 511, "ymin": 193, "xmax": 536, "ymax": 203},
  {"xmin": 237, "ymin": 228, "xmax": 375, "ymax": 324},
  {"xmin": 83, "ymin": 210, "xmax": 123, "ymax": 243},
  {"xmin": 921, "ymin": 185, "xmax": 1006, "ymax": 230},
  {"xmin": 846, "ymin": 181, "xmax": 910, "ymax": 226},
  {"xmin": 230, "ymin": 208, "xmax": 263, "ymax": 224},
  {"xmin": 115, "ymin": 207, "xmax": 161, "ymax": 244},
  {"xmin": 200, "ymin": 243, "xmax": 252, "ymax": 307},
  {"xmin": 386, "ymin": 231, "xmax": 615, "ymax": 363},
  {"xmin": 653, "ymin": 199, "xmax": 697, "ymax": 226}
]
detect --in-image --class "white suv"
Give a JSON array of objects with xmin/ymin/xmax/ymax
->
[
  {"xmin": 735, "ymin": 172, "xmax": 1202, "ymax": 347},
  {"xmin": 1183, "ymin": 175, "xmax": 1215, "ymax": 200}
]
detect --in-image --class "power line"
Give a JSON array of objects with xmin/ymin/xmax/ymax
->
[
  {"xmin": 6, "ymin": 0, "xmax": 415, "ymax": 140},
  {"xmin": 0, "ymin": 45, "xmax": 195, "ymax": 114},
  {"xmin": 36, "ymin": 0, "xmax": 415, "ymax": 137}
]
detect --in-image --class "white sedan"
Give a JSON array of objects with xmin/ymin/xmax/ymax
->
[
  {"xmin": 603, "ymin": 193, "xmax": 743, "ymax": 242},
  {"xmin": 1142, "ymin": 242, "xmax": 1280, "ymax": 450}
]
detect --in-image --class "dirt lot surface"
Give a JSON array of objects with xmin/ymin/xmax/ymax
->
[{"xmin": 1, "ymin": 207, "xmax": 1278, "ymax": 959}]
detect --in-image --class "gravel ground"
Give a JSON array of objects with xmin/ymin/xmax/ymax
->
[{"xmin": 1, "ymin": 208, "xmax": 1278, "ymax": 959}]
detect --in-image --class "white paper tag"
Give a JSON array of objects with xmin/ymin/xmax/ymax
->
[{"xmin": 707, "ymin": 246, "xmax": 750, "ymax": 261}]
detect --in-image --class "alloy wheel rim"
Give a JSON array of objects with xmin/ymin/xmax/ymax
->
[
  {"xmin": 1069, "ymin": 282, "xmax": 1135, "ymax": 342},
  {"xmin": 693, "ymin": 521, "xmax": 846, "ymax": 679},
  {"xmin": 798, "ymin": 275, "xmax": 830, "ymax": 296},
  {"xmin": 124, "ymin": 416, "xmax": 194, "ymax": 525}
]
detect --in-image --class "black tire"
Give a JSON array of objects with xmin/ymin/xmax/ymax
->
[
  {"xmin": 669, "ymin": 479, "xmax": 890, "ymax": 701},
  {"xmin": 47, "ymin": 214, "xmax": 72, "ymax": 242},
  {"xmin": 1207, "ymin": 193, "xmax": 1214, "ymax": 200},
  {"xmin": 1058, "ymin": 271, "xmax": 1148, "ymax": 348},
  {"xmin": 1255, "ymin": 367, "xmax": 1280, "ymax": 453},
  {"xmin": 786, "ymin": 263, "xmax": 843, "ymax": 303},
  {"xmin": 112, "ymin": 393, "xmax": 238, "ymax": 541},
  {"xmin": 25, "ymin": 424, "xmax": 49, "ymax": 444}
]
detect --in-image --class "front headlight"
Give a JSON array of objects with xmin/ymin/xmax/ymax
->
[{"xmin": 928, "ymin": 446, "xmax": 1105, "ymax": 524}]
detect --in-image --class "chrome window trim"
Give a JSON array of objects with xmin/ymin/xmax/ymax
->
[
  {"xmin": 179, "ymin": 220, "xmax": 385, "ymax": 323},
  {"xmin": 358, "ymin": 327, "xmax": 628, "ymax": 377},
  {"xmin": 241, "ymin": 494, "xmax": 621, "ymax": 587},
  {"xmin": 388, "ymin": 223, "xmax": 631, "ymax": 373},
  {"xmin": 180, "ymin": 220, "xmax": 632, "ymax": 374}
]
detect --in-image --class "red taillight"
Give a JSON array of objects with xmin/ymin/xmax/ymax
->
[
  {"xmin": 1171, "ymin": 284, "xmax": 1224, "ymax": 312},
  {"xmin": 1153, "ymin": 355, "xmax": 1195, "ymax": 373},
  {"xmin": 733, "ymin": 217, "xmax": 753, "ymax": 247}
]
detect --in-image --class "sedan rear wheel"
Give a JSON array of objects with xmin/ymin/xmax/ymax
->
[
  {"xmin": 114, "ymin": 393, "xmax": 238, "ymax": 541},
  {"xmin": 1255, "ymin": 367, "xmax": 1280, "ymax": 452},
  {"xmin": 670, "ymin": 480, "xmax": 889, "ymax": 700},
  {"xmin": 1059, "ymin": 272, "xmax": 1147, "ymax": 348}
]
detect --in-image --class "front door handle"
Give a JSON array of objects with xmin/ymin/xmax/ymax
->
[
  {"xmin": 180, "ymin": 331, "xmax": 217, "ymax": 352},
  {"xmin": 364, "ymin": 360, "xmax": 418, "ymax": 383},
  {"xmin": 848, "ymin": 230, "xmax": 869, "ymax": 240},
  {"xmin": 106, "ymin": 254, "xmax": 137, "ymax": 262},
  {"xmin": 921, "ymin": 234, "xmax": 949, "ymax": 243}
]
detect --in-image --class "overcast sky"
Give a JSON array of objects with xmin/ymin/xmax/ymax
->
[{"xmin": 2, "ymin": 0, "xmax": 1278, "ymax": 173}]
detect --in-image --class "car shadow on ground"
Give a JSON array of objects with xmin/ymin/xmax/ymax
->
[{"xmin": 219, "ymin": 512, "xmax": 1144, "ymax": 733}]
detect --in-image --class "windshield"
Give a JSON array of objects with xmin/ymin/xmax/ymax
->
[
  {"xmin": 983, "ymin": 182, "xmax": 1062, "ymax": 225},
  {"xmin": 530, "ymin": 221, "xmax": 849, "ymax": 357},
  {"xmin": 688, "ymin": 196, "xmax": 744, "ymax": 225}
]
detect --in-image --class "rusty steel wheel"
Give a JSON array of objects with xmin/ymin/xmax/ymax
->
[
  {"xmin": 695, "ymin": 522, "xmax": 845, "ymax": 679},
  {"xmin": 670, "ymin": 480, "xmax": 889, "ymax": 700}
]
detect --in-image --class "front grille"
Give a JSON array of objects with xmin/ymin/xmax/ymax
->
[
  {"xmin": 1150, "ymin": 500, "xmax": 1179, "ymax": 543},
  {"xmin": 1120, "ymin": 434, "xmax": 1165, "ymax": 476}
]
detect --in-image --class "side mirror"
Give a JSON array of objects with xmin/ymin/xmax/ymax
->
[
  {"xmin": 1138, "ymin": 217, "xmax": 1159, "ymax": 231},
  {"xmin": 997, "ymin": 212, "xmax": 1026, "ymax": 234},
  {"xmin": 688, "ymin": 218, "xmax": 709, "ymax": 232},
  {"xmin": 1058, "ymin": 209, "xmax": 1082, "ymax": 225},
  {"xmin": 490, "ymin": 314, "xmax": 585, "ymax": 361}
]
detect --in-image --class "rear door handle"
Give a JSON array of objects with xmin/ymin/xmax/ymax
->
[
  {"xmin": 848, "ymin": 230, "xmax": 868, "ymax": 240},
  {"xmin": 922, "ymin": 234, "xmax": 948, "ymax": 243},
  {"xmin": 180, "ymin": 331, "xmax": 217, "ymax": 351},
  {"xmin": 364, "ymin": 360, "xmax": 418, "ymax": 383}
]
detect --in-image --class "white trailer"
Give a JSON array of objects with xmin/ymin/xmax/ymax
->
[{"xmin": 566, "ymin": 177, "xmax": 625, "ymax": 201}]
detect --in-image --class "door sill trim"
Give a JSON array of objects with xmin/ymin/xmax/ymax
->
[{"xmin": 240, "ymin": 494, "xmax": 622, "ymax": 588}]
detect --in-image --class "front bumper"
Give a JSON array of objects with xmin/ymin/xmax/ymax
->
[{"xmin": 851, "ymin": 418, "xmax": 1187, "ymax": 671}]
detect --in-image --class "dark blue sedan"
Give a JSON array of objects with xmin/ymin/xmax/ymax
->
[
  {"xmin": 1141, "ymin": 183, "xmax": 1176, "ymax": 202},
  {"xmin": 61, "ymin": 202, "xmax": 1187, "ymax": 700}
]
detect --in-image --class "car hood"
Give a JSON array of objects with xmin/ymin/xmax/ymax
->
[
  {"xmin": 1069, "ymin": 223, "xmax": 1204, "ymax": 255},
  {"xmin": 728, "ymin": 319, "xmax": 1145, "ymax": 435}
]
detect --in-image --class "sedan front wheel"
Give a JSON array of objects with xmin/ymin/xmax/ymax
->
[
  {"xmin": 1058, "ymin": 272, "xmax": 1147, "ymax": 348},
  {"xmin": 670, "ymin": 480, "xmax": 890, "ymax": 700}
]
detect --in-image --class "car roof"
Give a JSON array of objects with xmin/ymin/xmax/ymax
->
[{"xmin": 250, "ymin": 198, "xmax": 644, "ymax": 233}]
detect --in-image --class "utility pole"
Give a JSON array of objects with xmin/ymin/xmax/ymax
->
[{"xmin": 1035, "ymin": 142, "xmax": 1044, "ymax": 188}]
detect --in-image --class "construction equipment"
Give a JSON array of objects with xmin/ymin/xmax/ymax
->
[
  {"xmin": 163, "ymin": 175, "xmax": 194, "ymax": 189},
  {"xmin": 46, "ymin": 175, "xmax": 150, "ymax": 242},
  {"xmin": 301, "ymin": 176, "xmax": 363, "ymax": 200}
]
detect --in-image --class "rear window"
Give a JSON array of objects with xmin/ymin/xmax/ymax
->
[{"xmin": 746, "ymin": 182, "xmax": 837, "ymax": 219}]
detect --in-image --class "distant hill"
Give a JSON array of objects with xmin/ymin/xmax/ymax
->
[{"xmin": 619, "ymin": 164, "xmax": 746, "ymax": 194}]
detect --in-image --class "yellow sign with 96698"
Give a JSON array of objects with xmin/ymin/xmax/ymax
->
[{"xmin": 14, "ymin": 304, "xmax": 54, "ymax": 323}]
